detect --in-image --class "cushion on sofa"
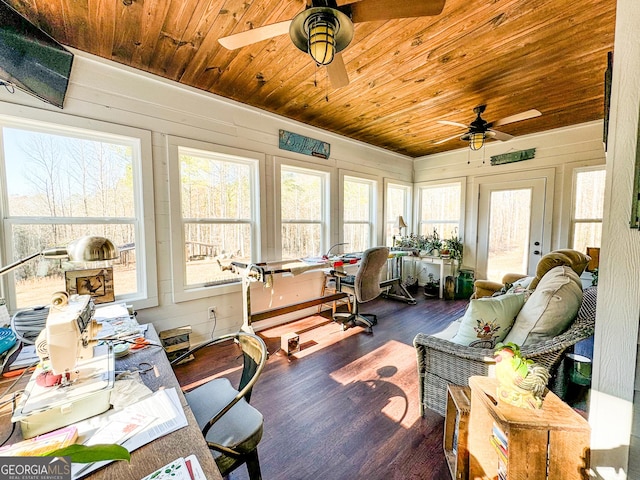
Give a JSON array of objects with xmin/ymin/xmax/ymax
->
[
  {"xmin": 504, "ymin": 265, "xmax": 583, "ymax": 346},
  {"xmin": 450, "ymin": 293, "xmax": 526, "ymax": 347},
  {"xmin": 528, "ymin": 249, "xmax": 590, "ymax": 290}
]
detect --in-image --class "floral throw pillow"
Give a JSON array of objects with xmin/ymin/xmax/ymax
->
[{"xmin": 451, "ymin": 293, "xmax": 526, "ymax": 348}]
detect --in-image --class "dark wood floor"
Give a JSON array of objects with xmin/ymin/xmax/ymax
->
[{"xmin": 173, "ymin": 290, "xmax": 469, "ymax": 480}]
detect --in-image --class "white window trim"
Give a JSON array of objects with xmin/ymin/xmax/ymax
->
[
  {"xmin": 570, "ymin": 164, "xmax": 606, "ymax": 249},
  {"xmin": 384, "ymin": 178, "xmax": 413, "ymax": 245},
  {"xmin": 339, "ymin": 170, "xmax": 379, "ymax": 248},
  {"xmin": 414, "ymin": 177, "xmax": 466, "ymax": 240},
  {"xmin": 276, "ymin": 157, "xmax": 331, "ymax": 258},
  {"xmin": 0, "ymin": 110, "xmax": 158, "ymax": 311},
  {"xmin": 167, "ymin": 136, "xmax": 265, "ymax": 303}
]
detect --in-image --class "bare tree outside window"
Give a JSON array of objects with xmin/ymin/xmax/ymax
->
[{"xmin": 2, "ymin": 127, "xmax": 139, "ymax": 308}]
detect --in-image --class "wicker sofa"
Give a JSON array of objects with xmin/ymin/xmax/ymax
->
[{"xmin": 413, "ymin": 270, "xmax": 597, "ymax": 417}]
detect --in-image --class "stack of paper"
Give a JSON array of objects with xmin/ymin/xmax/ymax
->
[{"xmin": 71, "ymin": 388, "xmax": 188, "ymax": 479}]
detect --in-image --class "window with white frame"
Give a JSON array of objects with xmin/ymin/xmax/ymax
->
[
  {"xmin": 571, "ymin": 166, "xmax": 606, "ymax": 253},
  {"xmin": 0, "ymin": 117, "xmax": 156, "ymax": 310},
  {"xmin": 385, "ymin": 182, "xmax": 411, "ymax": 247},
  {"xmin": 418, "ymin": 182, "xmax": 462, "ymax": 239},
  {"xmin": 281, "ymin": 165, "xmax": 328, "ymax": 259},
  {"xmin": 343, "ymin": 175, "xmax": 376, "ymax": 253},
  {"xmin": 169, "ymin": 142, "xmax": 260, "ymax": 298}
]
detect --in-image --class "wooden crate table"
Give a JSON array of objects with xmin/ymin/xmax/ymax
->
[
  {"xmin": 468, "ymin": 376, "xmax": 590, "ymax": 480},
  {"xmin": 444, "ymin": 384, "xmax": 471, "ymax": 480}
]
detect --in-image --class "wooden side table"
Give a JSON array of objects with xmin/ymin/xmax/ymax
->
[
  {"xmin": 444, "ymin": 384, "xmax": 471, "ymax": 480},
  {"xmin": 467, "ymin": 376, "xmax": 590, "ymax": 479}
]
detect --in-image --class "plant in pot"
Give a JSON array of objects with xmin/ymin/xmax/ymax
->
[
  {"xmin": 424, "ymin": 273, "xmax": 439, "ymax": 297},
  {"xmin": 424, "ymin": 229, "xmax": 443, "ymax": 256},
  {"xmin": 444, "ymin": 234, "xmax": 463, "ymax": 262}
]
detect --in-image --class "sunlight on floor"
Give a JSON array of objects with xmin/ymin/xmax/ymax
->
[{"xmin": 329, "ymin": 340, "xmax": 420, "ymax": 428}]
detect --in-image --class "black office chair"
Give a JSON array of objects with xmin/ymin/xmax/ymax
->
[
  {"xmin": 332, "ymin": 246, "xmax": 390, "ymax": 333},
  {"xmin": 171, "ymin": 332, "xmax": 268, "ymax": 480}
]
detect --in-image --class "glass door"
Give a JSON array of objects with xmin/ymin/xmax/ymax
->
[{"xmin": 477, "ymin": 175, "xmax": 550, "ymax": 282}]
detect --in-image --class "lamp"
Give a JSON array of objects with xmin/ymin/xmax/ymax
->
[
  {"xmin": 307, "ymin": 13, "xmax": 337, "ymax": 65},
  {"xmin": 392, "ymin": 215, "xmax": 408, "ymax": 248},
  {"xmin": 461, "ymin": 131, "xmax": 486, "ymax": 151},
  {"xmin": 0, "ymin": 235, "xmax": 119, "ymax": 277},
  {"xmin": 290, "ymin": 4, "xmax": 354, "ymax": 66}
]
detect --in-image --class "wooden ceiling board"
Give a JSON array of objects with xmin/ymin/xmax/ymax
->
[{"xmin": 3, "ymin": 0, "xmax": 616, "ymax": 158}]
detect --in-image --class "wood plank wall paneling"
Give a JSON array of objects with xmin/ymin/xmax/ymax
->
[{"xmin": 5, "ymin": 0, "xmax": 616, "ymax": 158}]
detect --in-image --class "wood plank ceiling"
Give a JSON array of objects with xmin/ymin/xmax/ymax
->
[{"xmin": 5, "ymin": 0, "xmax": 616, "ymax": 158}]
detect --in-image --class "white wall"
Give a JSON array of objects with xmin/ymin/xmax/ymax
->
[
  {"xmin": 588, "ymin": 0, "xmax": 640, "ymax": 478},
  {"xmin": 0, "ymin": 50, "xmax": 412, "ymax": 344},
  {"xmin": 413, "ymin": 121, "xmax": 606, "ymax": 272}
]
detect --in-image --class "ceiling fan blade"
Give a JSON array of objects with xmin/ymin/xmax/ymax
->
[
  {"xmin": 488, "ymin": 129, "xmax": 514, "ymax": 141},
  {"xmin": 350, "ymin": 0, "xmax": 446, "ymax": 23},
  {"xmin": 437, "ymin": 120, "xmax": 468, "ymax": 129},
  {"xmin": 327, "ymin": 53, "xmax": 350, "ymax": 88},
  {"xmin": 492, "ymin": 109, "xmax": 542, "ymax": 127},
  {"xmin": 218, "ymin": 20, "xmax": 292, "ymax": 50},
  {"xmin": 434, "ymin": 133, "xmax": 463, "ymax": 145}
]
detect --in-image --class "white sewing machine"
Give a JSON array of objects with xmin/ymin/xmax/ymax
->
[{"xmin": 12, "ymin": 295, "xmax": 115, "ymax": 438}]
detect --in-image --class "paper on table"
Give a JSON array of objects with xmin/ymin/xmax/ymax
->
[
  {"xmin": 84, "ymin": 410, "xmax": 155, "ymax": 446},
  {"xmin": 140, "ymin": 457, "xmax": 191, "ymax": 480},
  {"xmin": 72, "ymin": 388, "xmax": 188, "ymax": 479},
  {"xmin": 185, "ymin": 455, "xmax": 206, "ymax": 480}
]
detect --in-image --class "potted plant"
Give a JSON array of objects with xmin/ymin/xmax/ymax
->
[
  {"xmin": 444, "ymin": 234, "xmax": 464, "ymax": 262},
  {"xmin": 424, "ymin": 229, "xmax": 443, "ymax": 256}
]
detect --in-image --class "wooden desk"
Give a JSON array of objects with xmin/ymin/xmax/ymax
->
[{"xmin": 0, "ymin": 324, "xmax": 223, "ymax": 480}]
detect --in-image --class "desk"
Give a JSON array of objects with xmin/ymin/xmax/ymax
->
[
  {"xmin": 0, "ymin": 324, "xmax": 223, "ymax": 480},
  {"xmin": 413, "ymin": 256, "xmax": 457, "ymax": 299}
]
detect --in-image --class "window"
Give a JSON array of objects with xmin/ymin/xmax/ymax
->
[
  {"xmin": 0, "ymin": 116, "xmax": 157, "ymax": 310},
  {"xmin": 281, "ymin": 165, "xmax": 328, "ymax": 259},
  {"xmin": 571, "ymin": 167, "xmax": 606, "ymax": 253},
  {"xmin": 385, "ymin": 181, "xmax": 411, "ymax": 247},
  {"xmin": 418, "ymin": 181, "xmax": 463, "ymax": 239},
  {"xmin": 343, "ymin": 175, "xmax": 376, "ymax": 252},
  {"xmin": 168, "ymin": 138, "xmax": 262, "ymax": 301}
]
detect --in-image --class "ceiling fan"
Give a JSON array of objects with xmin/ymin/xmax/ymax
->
[
  {"xmin": 218, "ymin": 0, "xmax": 446, "ymax": 88},
  {"xmin": 435, "ymin": 105, "xmax": 542, "ymax": 150}
]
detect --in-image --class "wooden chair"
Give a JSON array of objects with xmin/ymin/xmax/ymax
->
[{"xmin": 171, "ymin": 332, "xmax": 268, "ymax": 480}]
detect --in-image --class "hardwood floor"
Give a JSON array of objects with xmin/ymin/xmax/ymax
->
[{"xmin": 173, "ymin": 290, "xmax": 469, "ymax": 480}]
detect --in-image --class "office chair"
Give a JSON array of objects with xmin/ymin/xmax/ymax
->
[
  {"xmin": 332, "ymin": 246, "xmax": 390, "ymax": 333},
  {"xmin": 170, "ymin": 332, "xmax": 268, "ymax": 480}
]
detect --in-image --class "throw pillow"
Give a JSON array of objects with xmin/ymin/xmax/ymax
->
[
  {"xmin": 503, "ymin": 265, "xmax": 583, "ymax": 346},
  {"xmin": 451, "ymin": 293, "xmax": 526, "ymax": 348}
]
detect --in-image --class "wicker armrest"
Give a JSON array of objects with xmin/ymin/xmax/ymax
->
[
  {"xmin": 413, "ymin": 333, "xmax": 495, "ymax": 363},
  {"xmin": 413, "ymin": 333, "xmax": 497, "ymax": 416}
]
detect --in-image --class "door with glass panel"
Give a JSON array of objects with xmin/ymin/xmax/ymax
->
[{"xmin": 477, "ymin": 176, "xmax": 548, "ymax": 282}]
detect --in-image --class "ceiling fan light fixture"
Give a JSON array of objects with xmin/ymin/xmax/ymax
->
[
  {"xmin": 307, "ymin": 14, "xmax": 337, "ymax": 65},
  {"xmin": 290, "ymin": 6, "xmax": 354, "ymax": 66},
  {"xmin": 460, "ymin": 131, "xmax": 486, "ymax": 150},
  {"xmin": 469, "ymin": 132, "xmax": 485, "ymax": 150}
]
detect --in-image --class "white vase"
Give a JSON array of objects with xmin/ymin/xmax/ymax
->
[{"xmin": 432, "ymin": 249, "xmax": 440, "ymax": 257}]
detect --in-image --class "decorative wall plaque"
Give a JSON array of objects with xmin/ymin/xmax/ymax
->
[
  {"xmin": 490, "ymin": 148, "xmax": 536, "ymax": 166},
  {"xmin": 279, "ymin": 129, "xmax": 330, "ymax": 159}
]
